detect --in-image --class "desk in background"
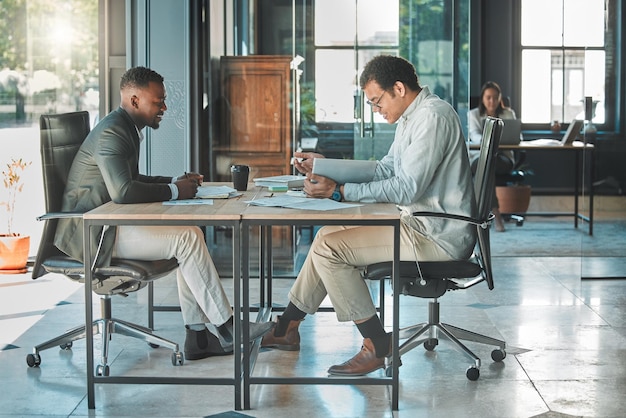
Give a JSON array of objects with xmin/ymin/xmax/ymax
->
[{"xmin": 471, "ymin": 142, "xmax": 595, "ymax": 234}]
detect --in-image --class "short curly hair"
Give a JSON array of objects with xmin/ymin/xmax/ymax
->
[
  {"xmin": 359, "ymin": 55, "xmax": 420, "ymax": 91},
  {"xmin": 120, "ymin": 66, "xmax": 164, "ymax": 90}
]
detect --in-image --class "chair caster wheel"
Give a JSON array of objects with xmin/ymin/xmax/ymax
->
[
  {"xmin": 491, "ymin": 348, "xmax": 506, "ymax": 362},
  {"xmin": 171, "ymin": 351, "xmax": 184, "ymax": 366},
  {"xmin": 423, "ymin": 338, "xmax": 438, "ymax": 351},
  {"xmin": 60, "ymin": 342, "xmax": 73, "ymax": 350},
  {"xmin": 466, "ymin": 366, "xmax": 479, "ymax": 381},
  {"xmin": 148, "ymin": 342, "xmax": 160, "ymax": 348},
  {"xmin": 26, "ymin": 353, "xmax": 41, "ymax": 367},
  {"xmin": 384, "ymin": 357, "xmax": 402, "ymax": 377},
  {"xmin": 96, "ymin": 364, "xmax": 110, "ymax": 376}
]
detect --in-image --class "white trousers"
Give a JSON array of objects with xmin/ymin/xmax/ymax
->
[
  {"xmin": 288, "ymin": 223, "xmax": 452, "ymax": 322},
  {"xmin": 113, "ymin": 225, "xmax": 232, "ymax": 326}
]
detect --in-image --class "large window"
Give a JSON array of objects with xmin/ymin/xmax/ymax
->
[
  {"xmin": 520, "ymin": 0, "xmax": 610, "ymax": 127},
  {"xmin": 0, "ymin": 0, "xmax": 99, "ymax": 127},
  {"xmin": 0, "ymin": 0, "xmax": 98, "ymax": 247}
]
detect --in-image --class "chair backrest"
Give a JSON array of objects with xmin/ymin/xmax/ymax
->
[
  {"xmin": 472, "ymin": 116, "xmax": 503, "ymax": 290},
  {"xmin": 474, "ymin": 116, "xmax": 503, "ymax": 219},
  {"xmin": 32, "ymin": 111, "xmax": 91, "ymax": 279}
]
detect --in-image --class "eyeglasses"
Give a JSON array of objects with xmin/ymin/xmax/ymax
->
[{"xmin": 366, "ymin": 90, "xmax": 386, "ymax": 109}]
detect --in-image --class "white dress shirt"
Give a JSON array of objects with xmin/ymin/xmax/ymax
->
[{"xmin": 343, "ymin": 86, "xmax": 477, "ymax": 259}]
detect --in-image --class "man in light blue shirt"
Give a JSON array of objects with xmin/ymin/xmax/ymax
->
[{"xmin": 261, "ymin": 55, "xmax": 476, "ymax": 376}]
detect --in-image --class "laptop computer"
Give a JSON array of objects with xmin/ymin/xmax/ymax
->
[
  {"xmin": 525, "ymin": 119, "xmax": 584, "ymax": 146},
  {"xmin": 499, "ymin": 119, "xmax": 522, "ymax": 145}
]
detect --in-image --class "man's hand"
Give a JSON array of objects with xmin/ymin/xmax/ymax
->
[
  {"xmin": 303, "ymin": 173, "xmax": 335, "ymax": 199},
  {"xmin": 174, "ymin": 178, "xmax": 199, "ymax": 199},
  {"xmin": 293, "ymin": 151, "xmax": 324, "ymax": 175},
  {"xmin": 176, "ymin": 172, "xmax": 203, "ymax": 184}
]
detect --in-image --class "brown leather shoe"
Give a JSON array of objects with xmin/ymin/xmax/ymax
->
[
  {"xmin": 327, "ymin": 338, "xmax": 389, "ymax": 376},
  {"xmin": 260, "ymin": 316, "xmax": 302, "ymax": 351}
]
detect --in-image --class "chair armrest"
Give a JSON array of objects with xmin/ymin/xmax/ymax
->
[
  {"xmin": 36, "ymin": 212, "xmax": 84, "ymax": 221},
  {"xmin": 411, "ymin": 211, "xmax": 494, "ymax": 229}
]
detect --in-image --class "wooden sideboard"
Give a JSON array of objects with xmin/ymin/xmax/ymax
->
[{"xmin": 216, "ymin": 55, "xmax": 294, "ymax": 181}]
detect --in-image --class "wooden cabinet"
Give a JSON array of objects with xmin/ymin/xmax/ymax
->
[
  {"xmin": 217, "ymin": 55, "xmax": 294, "ymax": 180},
  {"xmin": 213, "ymin": 56, "xmax": 297, "ymax": 275}
]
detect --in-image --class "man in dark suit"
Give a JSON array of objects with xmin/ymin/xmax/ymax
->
[{"xmin": 55, "ymin": 66, "xmax": 272, "ymax": 360}]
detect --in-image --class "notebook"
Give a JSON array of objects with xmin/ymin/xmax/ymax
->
[
  {"xmin": 525, "ymin": 119, "xmax": 584, "ymax": 147},
  {"xmin": 499, "ymin": 119, "xmax": 522, "ymax": 145}
]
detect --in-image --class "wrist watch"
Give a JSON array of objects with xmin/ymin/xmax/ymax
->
[{"xmin": 331, "ymin": 184, "xmax": 342, "ymax": 202}]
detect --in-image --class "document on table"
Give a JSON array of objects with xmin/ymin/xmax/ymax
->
[
  {"xmin": 196, "ymin": 185, "xmax": 240, "ymax": 199},
  {"xmin": 253, "ymin": 175, "xmax": 306, "ymax": 188},
  {"xmin": 246, "ymin": 194, "xmax": 362, "ymax": 211},
  {"xmin": 163, "ymin": 199, "xmax": 214, "ymax": 206}
]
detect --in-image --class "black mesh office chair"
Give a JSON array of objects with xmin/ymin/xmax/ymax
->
[
  {"xmin": 26, "ymin": 111, "xmax": 183, "ymax": 376},
  {"xmin": 365, "ymin": 116, "xmax": 507, "ymax": 381}
]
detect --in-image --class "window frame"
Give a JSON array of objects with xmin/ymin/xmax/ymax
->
[{"xmin": 515, "ymin": 0, "xmax": 618, "ymax": 134}]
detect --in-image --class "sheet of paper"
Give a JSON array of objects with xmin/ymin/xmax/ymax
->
[
  {"xmin": 523, "ymin": 139, "xmax": 563, "ymax": 146},
  {"xmin": 163, "ymin": 199, "xmax": 214, "ymax": 206},
  {"xmin": 246, "ymin": 195, "xmax": 362, "ymax": 211}
]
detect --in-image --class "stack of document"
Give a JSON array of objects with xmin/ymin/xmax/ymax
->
[{"xmin": 253, "ymin": 175, "xmax": 305, "ymax": 188}]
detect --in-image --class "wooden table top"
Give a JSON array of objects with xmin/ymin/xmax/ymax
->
[{"xmin": 83, "ymin": 184, "xmax": 401, "ymax": 223}]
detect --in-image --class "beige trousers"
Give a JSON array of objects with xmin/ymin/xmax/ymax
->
[
  {"xmin": 288, "ymin": 222, "xmax": 452, "ymax": 322},
  {"xmin": 113, "ymin": 225, "xmax": 232, "ymax": 326}
]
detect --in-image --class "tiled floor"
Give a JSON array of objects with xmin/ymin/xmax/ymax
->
[{"xmin": 1, "ymin": 242, "xmax": 626, "ymax": 417}]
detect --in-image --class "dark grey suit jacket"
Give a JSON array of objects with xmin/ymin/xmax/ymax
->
[{"xmin": 55, "ymin": 107, "xmax": 174, "ymax": 266}]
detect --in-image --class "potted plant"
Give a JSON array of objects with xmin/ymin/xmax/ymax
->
[
  {"xmin": 0, "ymin": 158, "xmax": 32, "ymax": 273},
  {"xmin": 495, "ymin": 158, "xmax": 533, "ymax": 215}
]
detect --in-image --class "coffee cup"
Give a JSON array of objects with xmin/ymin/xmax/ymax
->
[{"xmin": 230, "ymin": 164, "xmax": 250, "ymax": 191}]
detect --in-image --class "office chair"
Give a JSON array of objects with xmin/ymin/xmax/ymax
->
[
  {"xmin": 26, "ymin": 111, "xmax": 183, "ymax": 376},
  {"xmin": 365, "ymin": 116, "xmax": 507, "ymax": 381}
]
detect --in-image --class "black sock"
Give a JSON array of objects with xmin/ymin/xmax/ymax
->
[
  {"xmin": 356, "ymin": 316, "xmax": 390, "ymax": 358},
  {"xmin": 275, "ymin": 302, "xmax": 306, "ymax": 337}
]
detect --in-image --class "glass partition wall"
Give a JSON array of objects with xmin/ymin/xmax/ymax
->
[
  {"xmin": 214, "ymin": 0, "xmax": 626, "ymax": 281},
  {"xmin": 520, "ymin": 0, "xmax": 625, "ymax": 281},
  {"xmin": 221, "ymin": 0, "xmax": 471, "ymax": 275}
]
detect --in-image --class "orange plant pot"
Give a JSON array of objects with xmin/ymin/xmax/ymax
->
[
  {"xmin": 0, "ymin": 235, "xmax": 30, "ymax": 274},
  {"xmin": 495, "ymin": 185, "xmax": 531, "ymax": 215}
]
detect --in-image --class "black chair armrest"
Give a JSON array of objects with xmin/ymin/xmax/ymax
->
[
  {"xmin": 36, "ymin": 212, "xmax": 84, "ymax": 221},
  {"xmin": 411, "ymin": 211, "xmax": 493, "ymax": 229}
]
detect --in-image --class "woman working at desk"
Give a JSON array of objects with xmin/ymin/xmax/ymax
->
[{"xmin": 468, "ymin": 81, "xmax": 518, "ymax": 232}]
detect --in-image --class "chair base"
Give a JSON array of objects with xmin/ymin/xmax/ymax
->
[
  {"xmin": 26, "ymin": 297, "xmax": 183, "ymax": 373},
  {"xmin": 391, "ymin": 299, "xmax": 506, "ymax": 380}
]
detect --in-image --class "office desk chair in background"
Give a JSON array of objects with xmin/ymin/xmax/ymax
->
[
  {"xmin": 26, "ymin": 111, "xmax": 183, "ymax": 376},
  {"xmin": 365, "ymin": 116, "xmax": 507, "ymax": 381}
]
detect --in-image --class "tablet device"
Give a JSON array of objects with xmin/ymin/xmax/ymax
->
[{"xmin": 312, "ymin": 158, "xmax": 377, "ymax": 184}]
